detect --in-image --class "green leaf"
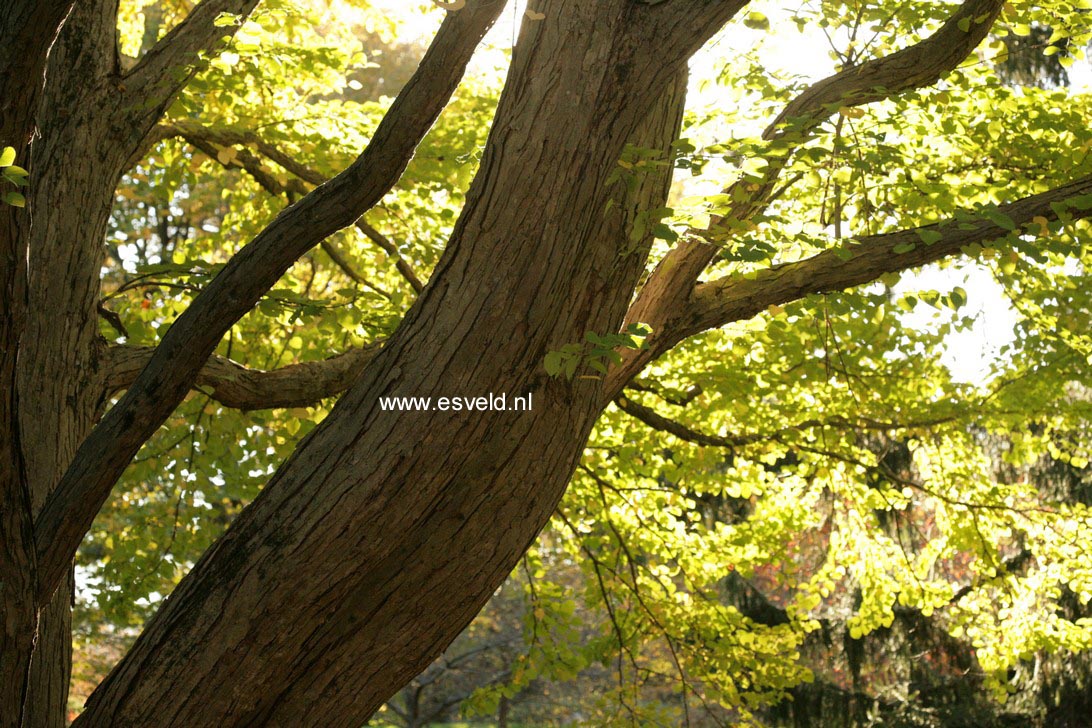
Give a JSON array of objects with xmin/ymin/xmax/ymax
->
[
  {"xmin": 743, "ymin": 11, "xmax": 770, "ymax": 30},
  {"xmin": 3, "ymin": 170, "xmax": 28, "ymax": 187},
  {"xmin": 892, "ymin": 242, "xmax": 916, "ymax": 254},
  {"xmin": 916, "ymin": 229, "xmax": 943, "ymax": 246},
  {"xmin": 950, "ymin": 287, "xmax": 967, "ymax": 308},
  {"xmin": 1068, "ymin": 194, "xmax": 1092, "ymax": 211},
  {"xmin": 562, "ymin": 356, "xmax": 579, "ymax": 380},
  {"xmin": 213, "ymin": 12, "xmax": 241, "ymax": 27},
  {"xmin": 2, "ymin": 191, "xmax": 26, "ymax": 207},
  {"xmin": 544, "ymin": 351, "xmax": 563, "ymax": 377},
  {"xmin": 982, "ymin": 208, "xmax": 1016, "ymax": 231},
  {"xmin": 0, "ymin": 147, "xmax": 15, "ymax": 167}
]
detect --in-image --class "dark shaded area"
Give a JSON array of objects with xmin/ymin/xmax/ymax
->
[{"xmin": 995, "ymin": 26, "xmax": 1070, "ymax": 88}]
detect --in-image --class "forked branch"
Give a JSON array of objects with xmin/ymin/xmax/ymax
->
[
  {"xmin": 33, "ymin": 0, "xmax": 506, "ymax": 604},
  {"xmin": 624, "ymin": 0, "xmax": 1005, "ymax": 352},
  {"xmin": 121, "ymin": 0, "xmax": 261, "ymax": 124}
]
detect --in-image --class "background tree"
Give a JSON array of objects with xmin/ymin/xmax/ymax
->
[{"xmin": 2, "ymin": 0, "xmax": 1092, "ymax": 726}]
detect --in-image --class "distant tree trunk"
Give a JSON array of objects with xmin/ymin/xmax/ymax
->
[{"xmin": 497, "ymin": 694, "xmax": 510, "ymax": 728}]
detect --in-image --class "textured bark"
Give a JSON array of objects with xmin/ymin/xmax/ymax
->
[
  {"xmin": 4, "ymin": 0, "xmax": 1090, "ymax": 725},
  {"xmin": 73, "ymin": 1, "xmax": 733, "ymax": 720},
  {"xmin": 0, "ymin": 1, "xmax": 79, "ymax": 724},
  {"xmin": 35, "ymin": 0, "xmax": 508, "ymax": 604},
  {"xmin": 13, "ymin": 2, "xmax": 153, "ymax": 720},
  {"xmin": 2, "ymin": 0, "xmax": 261, "ymax": 723},
  {"xmin": 101, "ymin": 342, "xmax": 383, "ymax": 410}
]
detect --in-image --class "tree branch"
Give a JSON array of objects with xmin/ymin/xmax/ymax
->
[
  {"xmin": 120, "ymin": 0, "xmax": 260, "ymax": 124},
  {"xmin": 0, "ymin": 0, "xmax": 76, "ymax": 145},
  {"xmin": 102, "ymin": 343, "xmax": 382, "ymax": 411},
  {"xmin": 685, "ymin": 174, "xmax": 1092, "ymax": 337},
  {"xmin": 614, "ymin": 394, "xmax": 752, "ymax": 448},
  {"xmin": 33, "ymin": 0, "xmax": 506, "ymax": 604},
  {"xmin": 765, "ymin": 0, "xmax": 1003, "ymax": 137},
  {"xmin": 618, "ymin": 0, "xmax": 1005, "ymax": 388},
  {"xmin": 615, "ymin": 394, "xmax": 962, "ymax": 449},
  {"xmin": 161, "ymin": 120, "xmax": 427, "ymax": 293},
  {"xmin": 177, "ymin": 129, "xmax": 393, "ymax": 296},
  {"xmin": 629, "ymin": 0, "xmax": 752, "ymax": 71}
]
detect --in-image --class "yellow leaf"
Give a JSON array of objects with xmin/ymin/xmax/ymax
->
[
  {"xmin": 217, "ymin": 146, "xmax": 239, "ymax": 165},
  {"xmin": 1032, "ymin": 215, "xmax": 1050, "ymax": 237}
]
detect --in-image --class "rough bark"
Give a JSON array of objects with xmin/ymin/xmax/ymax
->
[
  {"xmin": 101, "ymin": 343, "xmax": 383, "ymax": 411},
  {"xmin": 3, "ymin": 0, "xmax": 261, "ymax": 723},
  {"xmin": 73, "ymin": 0, "xmax": 745, "ymax": 720},
  {"xmin": 35, "ymin": 0, "xmax": 508, "ymax": 604},
  {"xmin": 1, "ymin": 1, "xmax": 79, "ymax": 724}
]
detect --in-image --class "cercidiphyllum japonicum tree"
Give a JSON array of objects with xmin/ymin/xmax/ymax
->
[{"xmin": 2, "ymin": 0, "xmax": 1092, "ymax": 725}]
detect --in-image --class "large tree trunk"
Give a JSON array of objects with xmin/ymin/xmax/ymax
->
[
  {"xmin": 6, "ymin": 0, "xmax": 1066, "ymax": 724},
  {"xmin": 1, "ymin": 2, "xmax": 82, "ymax": 725},
  {"xmin": 74, "ymin": 4, "xmax": 698, "ymax": 723},
  {"xmin": 2, "ymin": 2, "xmax": 165, "ymax": 723},
  {"xmin": 19, "ymin": 27, "xmax": 125, "ymax": 727},
  {"xmin": 3, "ymin": 1, "xmax": 748, "ymax": 725}
]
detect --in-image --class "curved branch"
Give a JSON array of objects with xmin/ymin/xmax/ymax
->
[
  {"xmin": 616, "ymin": 393, "xmax": 963, "ymax": 450},
  {"xmin": 102, "ymin": 343, "xmax": 382, "ymax": 411},
  {"xmin": 614, "ymin": 395, "xmax": 751, "ymax": 448},
  {"xmin": 177, "ymin": 129, "xmax": 393, "ymax": 296},
  {"xmin": 685, "ymin": 174, "xmax": 1092, "ymax": 338},
  {"xmin": 160, "ymin": 120, "xmax": 426, "ymax": 293},
  {"xmin": 621, "ymin": 0, "xmax": 1005, "ymax": 373},
  {"xmin": 34, "ymin": 0, "xmax": 506, "ymax": 605},
  {"xmin": 121, "ymin": 0, "xmax": 260, "ymax": 122},
  {"xmin": 765, "ymin": 0, "xmax": 1003, "ymax": 137},
  {"xmin": 606, "ymin": 174, "xmax": 1092, "ymax": 399}
]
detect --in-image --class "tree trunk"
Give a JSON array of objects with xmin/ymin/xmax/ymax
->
[
  {"xmin": 75, "ymin": 4, "xmax": 696, "ymax": 723},
  {"xmin": 2, "ymin": 2, "xmax": 154, "ymax": 723},
  {"xmin": 1, "ymin": 1, "xmax": 82, "ymax": 724}
]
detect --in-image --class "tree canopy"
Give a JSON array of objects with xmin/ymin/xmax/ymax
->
[{"xmin": 3, "ymin": 0, "xmax": 1092, "ymax": 725}]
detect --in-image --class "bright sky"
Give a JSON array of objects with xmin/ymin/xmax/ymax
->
[{"xmin": 376, "ymin": 0, "xmax": 1091, "ymax": 384}]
